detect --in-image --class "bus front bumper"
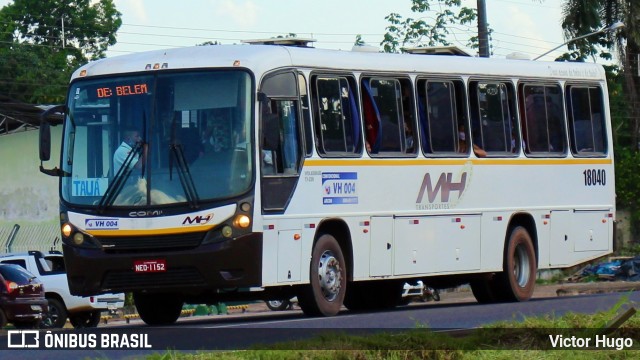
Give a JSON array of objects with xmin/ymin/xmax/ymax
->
[{"xmin": 62, "ymin": 233, "xmax": 263, "ymax": 296}]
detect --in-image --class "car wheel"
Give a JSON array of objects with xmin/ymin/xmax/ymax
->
[
  {"xmin": 69, "ymin": 310, "xmax": 101, "ymax": 328},
  {"xmin": 42, "ymin": 298, "xmax": 68, "ymax": 329},
  {"xmin": 0, "ymin": 309, "xmax": 7, "ymax": 328},
  {"xmin": 265, "ymin": 299, "xmax": 291, "ymax": 311}
]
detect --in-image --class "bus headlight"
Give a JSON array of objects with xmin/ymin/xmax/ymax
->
[
  {"xmin": 233, "ymin": 215, "xmax": 251, "ymax": 229},
  {"xmin": 62, "ymin": 223, "xmax": 73, "ymax": 238}
]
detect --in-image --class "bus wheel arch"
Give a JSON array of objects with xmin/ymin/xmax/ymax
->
[
  {"xmin": 313, "ymin": 219, "xmax": 354, "ymax": 281},
  {"xmin": 471, "ymin": 213, "xmax": 538, "ymax": 304},
  {"xmin": 506, "ymin": 213, "xmax": 539, "ymax": 269}
]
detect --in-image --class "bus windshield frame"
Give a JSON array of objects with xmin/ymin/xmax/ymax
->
[{"xmin": 60, "ymin": 69, "xmax": 255, "ymax": 209}]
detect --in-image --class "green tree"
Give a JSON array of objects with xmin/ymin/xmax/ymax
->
[
  {"xmin": 381, "ymin": 0, "xmax": 481, "ymax": 53},
  {"xmin": 0, "ymin": 0, "xmax": 122, "ymax": 103}
]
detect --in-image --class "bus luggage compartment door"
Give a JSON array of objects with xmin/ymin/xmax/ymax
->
[{"xmin": 370, "ymin": 217, "xmax": 393, "ymax": 277}]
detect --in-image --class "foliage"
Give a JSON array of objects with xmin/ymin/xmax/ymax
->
[
  {"xmin": 0, "ymin": 0, "xmax": 122, "ymax": 103},
  {"xmin": 381, "ymin": 0, "xmax": 483, "ymax": 53},
  {"xmin": 559, "ymin": 0, "xmax": 618, "ymax": 61}
]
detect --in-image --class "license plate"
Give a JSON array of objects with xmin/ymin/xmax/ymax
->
[
  {"xmin": 31, "ymin": 305, "xmax": 42, "ymax": 311},
  {"xmin": 133, "ymin": 259, "xmax": 167, "ymax": 273}
]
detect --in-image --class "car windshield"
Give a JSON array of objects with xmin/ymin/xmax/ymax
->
[
  {"xmin": 0, "ymin": 264, "xmax": 37, "ymax": 284},
  {"xmin": 60, "ymin": 70, "xmax": 254, "ymax": 208}
]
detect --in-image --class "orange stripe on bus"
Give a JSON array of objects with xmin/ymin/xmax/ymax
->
[{"xmin": 86, "ymin": 226, "xmax": 215, "ymax": 237}]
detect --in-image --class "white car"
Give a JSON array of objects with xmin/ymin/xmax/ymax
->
[{"xmin": 0, "ymin": 251, "xmax": 125, "ymax": 328}]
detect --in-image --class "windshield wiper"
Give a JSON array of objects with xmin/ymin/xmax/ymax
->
[
  {"xmin": 169, "ymin": 143, "xmax": 200, "ymax": 209},
  {"xmin": 97, "ymin": 142, "xmax": 143, "ymax": 212}
]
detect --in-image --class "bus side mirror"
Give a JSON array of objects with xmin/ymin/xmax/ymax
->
[
  {"xmin": 39, "ymin": 105, "xmax": 66, "ymax": 177},
  {"xmin": 39, "ymin": 121, "xmax": 51, "ymax": 161}
]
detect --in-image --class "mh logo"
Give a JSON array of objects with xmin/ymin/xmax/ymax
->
[
  {"xmin": 416, "ymin": 172, "xmax": 467, "ymax": 204},
  {"xmin": 182, "ymin": 213, "xmax": 214, "ymax": 225}
]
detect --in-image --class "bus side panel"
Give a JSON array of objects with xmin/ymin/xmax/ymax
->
[
  {"xmin": 479, "ymin": 212, "xmax": 510, "ymax": 272},
  {"xmin": 573, "ymin": 210, "xmax": 610, "ymax": 252},
  {"xmin": 393, "ymin": 215, "xmax": 480, "ymax": 276}
]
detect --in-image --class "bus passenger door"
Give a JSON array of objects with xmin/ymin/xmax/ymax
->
[
  {"xmin": 370, "ymin": 217, "xmax": 393, "ymax": 277},
  {"xmin": 260, "ymin": 71, "xmax": 304, "ymax": 212}
]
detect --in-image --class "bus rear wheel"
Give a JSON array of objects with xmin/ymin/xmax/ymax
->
[
  {"xmin": 133, "ymin": 292, "xmax": 183, "ymax": 325},
  {"xmin": 496, "ymin": 226, "xmax": 537, "ymax": 302},
  {"xmin": 471, "ymin": 226, "xmax": 536, "ymax": 304},
  {"xmin": 298, "ymin": 234, "xmax": 346, "ymax": 316}
]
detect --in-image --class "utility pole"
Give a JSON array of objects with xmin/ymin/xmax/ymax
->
[
  {"xmin": 61, "ymin": 16, "xmax": 65, "ymax": 49},
  {"xmin": 477, "ymin": 0, "xmax": 489, "ymax": 57}
]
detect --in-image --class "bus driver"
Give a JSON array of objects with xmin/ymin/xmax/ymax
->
[{"xmin": 113, "ymin": 128, "xmax": 143, "ymax": 175}]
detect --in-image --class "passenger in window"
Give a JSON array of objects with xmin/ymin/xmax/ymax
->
[
  {"xmin": 458, "ymin": 124, "xmax": 486, "ymax": 157},
  {"xmin": 113, "ymin": 128, "xmax": 144, "ymax": 175},
  {"xmin": 458, "ymin": 124, "xmax": 468, "ymax": 153},
  {"xmin": 404, "ymin": 120, "xmax": 414, "ymax": 152}
]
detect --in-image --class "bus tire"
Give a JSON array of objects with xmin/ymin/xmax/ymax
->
[
  {"xmin": 69, "ymin": 310, "xmax": 101, "ymax": 328},
  {"xmin": 470, "ymin": 279, "xmax": 499, "ymax": 303},
  {"xmin": 298, "ymin": 234, "xmax": 346, "ymax": 317},
  {"xmin": 133, "ymin": 292, "xmax": 183, "ymax": 325},
  {"xmin": 496, "ymin": 226, "xmax": 537, "ymax": 302}
]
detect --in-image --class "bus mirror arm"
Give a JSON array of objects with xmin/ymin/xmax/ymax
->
[{"xmin": 39, "ymin": 164, "xmax": 67, "ymax": 177}]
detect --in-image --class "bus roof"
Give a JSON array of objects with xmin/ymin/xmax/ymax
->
[{"xmin": 72, "ymin": 44, "xmax": 607, "ymax": 83}]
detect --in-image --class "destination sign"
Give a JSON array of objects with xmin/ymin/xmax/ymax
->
[{"xmin": 97, "ymin": 84, "xmax": 148, "ymax": 98}]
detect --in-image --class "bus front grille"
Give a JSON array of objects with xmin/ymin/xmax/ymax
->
[
  {"xmin": 96, "ymin": 232, "xmax": 205, "ymax": 251},
  {"xmin": 102, "ymin": 268, "xmax": 205, "ymax": 290}
]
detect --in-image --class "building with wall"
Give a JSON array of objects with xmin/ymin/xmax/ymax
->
[{"xmin": 0, "ymin": 96, "xmax": 62, "ymax": 252}]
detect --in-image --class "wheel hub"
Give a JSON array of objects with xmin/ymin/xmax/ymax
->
[
  {"xmin": 318, "ymin": 250, "xmax": 342, "ymax": 301},
  {"xmin": 513, "ymin": 244, "xmax": 530, "ymax": 287}
]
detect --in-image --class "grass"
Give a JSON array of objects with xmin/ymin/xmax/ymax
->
[{"xmin": 138, "ymin": 296, "xmax": 640, "ymax": 360}]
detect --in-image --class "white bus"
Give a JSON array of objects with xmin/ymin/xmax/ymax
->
[{"xmin": 39, "ymin": 42, "xmax": 615, "ymax": 325}]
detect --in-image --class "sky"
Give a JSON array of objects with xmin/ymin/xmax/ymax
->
[{"xmin": 0, "ymin": 0, "xmax": 575, "ymax": 61}]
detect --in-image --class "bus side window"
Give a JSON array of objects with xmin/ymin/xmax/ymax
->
[
  {"xmin": 567, "ymin": 85, "xmax": 607, "ymax": 156},
  {"xmin": 312, "ymin": 76, "xmax": 361, "ymax": 156},
  {"xmin": 470, "ymin": 81, "xmax": 519, "ymax": 156},
  {"xmin": 361, "ymin": 77, "xmax": 415, "ymax": 156},
  {"xmin": 519, "ymin": 83, "xmax": 566, "ymax": 156},
  {"xmin": 418, "ymin": 79, "xmax": 467, "ymax": 156}
]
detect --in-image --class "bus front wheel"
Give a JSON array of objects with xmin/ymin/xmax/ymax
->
[
  {"xmin": 133, "ymin": 292, "xmax": 183, "ymax": 325},
  {"xmin": 298, "ymin": 234, "xmax": 346, "ymax": 316}
]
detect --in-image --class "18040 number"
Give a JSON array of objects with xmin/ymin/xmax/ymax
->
[{"xmin": 583, "ymin": 169, "xmax": 606, "ymax": 186}]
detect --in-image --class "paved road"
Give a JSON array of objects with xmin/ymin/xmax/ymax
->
[{"xmin": 2, "ymin": 283, "xmax": 639, "ymax": 360}]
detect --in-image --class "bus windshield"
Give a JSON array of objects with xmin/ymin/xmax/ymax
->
[{"xmin": 61, "ymin": 70, "xmax": 253, "ymax": 208}]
